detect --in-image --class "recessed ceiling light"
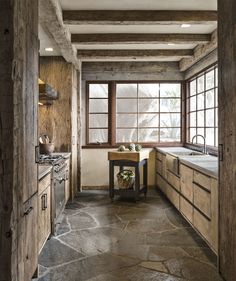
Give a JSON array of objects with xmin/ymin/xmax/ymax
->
[
  {"xmin": 168, "ymin": 43, "xmax": 175, "ymax": 46},
  {"xmin": 181, "ymin": 24, "xmax": 191, "ymax": 28},
  {"xmin": 45, "ymin": 47, "xmax": 54, "ymax": 52},
  {"xmin": 38, "ymin": 102, "xmax": 44, "ymax": 106}
]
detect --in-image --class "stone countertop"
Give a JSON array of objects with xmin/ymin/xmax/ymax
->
[
  {"xmin": 179, "ymin": 155, "xmax": 218, "ymax": 179},
  {"xmin": 156, "ymin": 147, "xmax": 218, "ymax": 179},
  {"xmin": 156, "ymin": 147, "xmax": 199, "ymax": 156},
  {"xmin": 51, "ymin": 152, "xmax": 71, "ymax": 159},
  {"xmin": 38, "ymin": 165, "xmax": 52, "ymax": 180}
]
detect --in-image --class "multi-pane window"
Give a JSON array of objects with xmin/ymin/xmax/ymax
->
[
  {"xmin": 87, "ymin": 82, "xmax": 182, "ymax": 145},
  {"xmin": 116, "ymin": 83, "xmax": 181, "ymax": 143},
  {"xmin": 187, "ymin": 65, "xmax": 218, "ymax": 147},
  {"xmin": 88, "ymin": 83, "xmax": 109, "ymax": 143}
]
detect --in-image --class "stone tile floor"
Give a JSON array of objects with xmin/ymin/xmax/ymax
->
[{"xmin": 35, "ymin": 189, "xmax": 223, "ymax": 281}]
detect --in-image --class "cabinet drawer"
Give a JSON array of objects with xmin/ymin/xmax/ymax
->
[
  {"xmin": 180, "ymin": 196, "xmax": 193, "ymax": 223},
  {"xmin": 193, "ymin": 183, "xmax": 211, "ymax": 218},
  {"xmin": 193, "ymin": 209, "xmax": 211, "ymax": 243},
  {"xmin": 156, "ymin": 159, "xmax": 163, "ymax": 175},
  {"xmin": 180, "ymin": 165, "xmax": 194, "ymax": 202},
  {"xmin": 38, "ymin": 185, "xmax": 51, "ymax": 252},
  {"xmin": 193, "ymin": 171, "xmax": 211, "ymax": 191},
  {"xmin": 156, "ymin": 173, "xmax": 167, "ymax": 194},
  {"xmin": 23, "ymin": 194, "xmax": 38, "ymax": 280},
  {"xmin": 39, "ymin": 173, "xmax": 51, "ymax": 194},
  {"xmin": 156, "ymin": 151, "xmax": 164, "ymax": 161},
  {"xmin": 166, "ymin": 170, "xmax": 180, "ymax": 191},
  {"xmin": 166, "ymin": 185, "xmax": 180, "ymax": 210}
]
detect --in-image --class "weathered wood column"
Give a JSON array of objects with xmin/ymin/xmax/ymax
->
[
  {"xmin": 218, "ymin": 0, "xmax": 236, "ymax": 280},
  {"xmin": 0, "ymin": 1, "xmax": 39, "ymax": 280}
]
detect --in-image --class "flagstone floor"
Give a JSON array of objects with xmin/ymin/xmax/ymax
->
[{"xmin": 36, "ymin": 189, "xmax": 223, "ymax": 281}]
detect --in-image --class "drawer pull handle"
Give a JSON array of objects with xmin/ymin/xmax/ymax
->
[
  {"xmin": 41, "ymin": 194, "xmax": 48, "ymax": 210},
  {"xmin": 24, "ymin": 206, "xmax": 33, "ymax": 216}
]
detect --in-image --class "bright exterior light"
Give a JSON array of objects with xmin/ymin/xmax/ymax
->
[
  {"xmin": 45, "ymin": 47, "xmax": 54, "ymax": 52},
  {"xmin": 181, "ymin": 24, "xmax": 191, "ymax": 28}
]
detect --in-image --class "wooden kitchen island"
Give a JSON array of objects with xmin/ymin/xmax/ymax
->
[{"xmin": 108, "ymin": 150, "xmax": 149, "ymax": 202}]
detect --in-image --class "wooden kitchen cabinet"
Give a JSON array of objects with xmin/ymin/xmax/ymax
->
[
  {"xmin": 180, "ymin": 195, "xmax": 193, "ymax": 223},
  {"xmin": 180, "ymin": 164, "xmax": 194, "ymax": 202},
  {"xmin": 22, "ymin": 194, "xmax": 38, "ymax": 281},
  {"xmin": 193, "ymin": 183, "xmax": 211, "ymax": 218},
  {"xmin": 156, "ymin": 152, "xmax": 166, "ymax": 178},
  {"xmin": 38, "ymin": 173, "xmax": 51, "ymax": 253},
  {"xmin": 65, "ymin": 158, "xmax": 71, "ymax": 202},
  {"xmin": 166, "ymin": 170, "xmax": 180, "ymax": 191},
  {"xmin": 156, "ymin": 150, "xmax": 218, "ymax": 254}
]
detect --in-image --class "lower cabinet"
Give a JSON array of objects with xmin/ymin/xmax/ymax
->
[
  {"xmin": 156, "ymin": 173, "xmax": 179, "ymax": 210},
  {"xmin": 38, "ymin": 173, "xmax": 51, "ymax": 253},
  {"xmin": 156, "ymin": 151, "xmax": 218, "ymax": 254},
  {"xmin": 22, "ymin": 194, "xmax": 38, "ymax": 281},
  {"xmin": 180, "ymin": 164, "xmax": 194, "ymax": 202},
  {"xmin": 193, "ymin": 208, "xmax": 211, "ymax": 244},
  {"xmin": 180, "ymin": 196, "xmax": 193, "ymax": 224}
]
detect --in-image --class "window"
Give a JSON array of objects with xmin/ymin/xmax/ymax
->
[
  {"xmin": 87, "ymin": 83, "xmax": 109, "ymax": 144},
  {"xmin": 187, "ymin": 65, "xmax": 218, "ymax": 147},
  {"xmin": 86, "ymin": 81, "xmax": 182, "ymax": 146}
]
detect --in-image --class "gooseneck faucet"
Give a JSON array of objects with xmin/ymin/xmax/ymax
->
[{"xmin": 191, "ymin": 134, "xmax": 207, "ymax": 154}]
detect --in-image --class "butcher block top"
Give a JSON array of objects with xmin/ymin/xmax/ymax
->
[{"xmin": 108, "ymin": 150, "xmax": 150, "ymax": 162}]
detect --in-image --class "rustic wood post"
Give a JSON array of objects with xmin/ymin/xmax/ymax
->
[
  {"xmin": 0, "ymin": 1, "xmax": 39, "ymax": 280},
  {"xmin": 218, "ymin": 0, "xmax": 236, "ymax": 280}
]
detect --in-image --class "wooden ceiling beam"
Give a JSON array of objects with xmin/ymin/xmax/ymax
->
[
  {"xmin": 71, "ymin": 33, "xmax": 211, "ymax": 45},
  {"xmin": 179, "ymin": 30, "xmax": 217, "ymax": 71},
  {"xmin": 63, "ymin": 10, "xmax": 217, "ymax": 25},
  {"xmin": 39, "ymin": 0, "xmax": 80, "ymax": 70},
  {"xmin": 77, "ymin": 49, "xmax": 193, "ymax": 60}
]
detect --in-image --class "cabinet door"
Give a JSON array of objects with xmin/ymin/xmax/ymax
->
[
  {"xmin": 23, "ymin": 194, "xmax": 38, "ymax": 281},
  {"xmin": 180, "ymin": 196, "xmax": 193, "ymax": 223},
  {"xmin": 180, "ymin": 164, "xmax": 194, "ymax": 202},
  {"xmin": 166, "ymin": 170, "xmax": 180, "ymax": 191},
  {"xmin": 193, "ymin": 183, "xmax": 211, "ymax": 218},
  {"xmin": 166, "ymin": 185, "xmax": 180, "ymax": 210},
  {"xmin": 193, "ymin": 208, "xmax": 211, "ymax": 244},
  {"xmin": 38, "ymin": 185, "xmax": 51, "ymax": 252}
]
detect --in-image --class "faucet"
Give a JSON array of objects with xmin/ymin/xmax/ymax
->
[{"xmin": 191, "ymin": 134, "xmax": 207, "ymax": 154}]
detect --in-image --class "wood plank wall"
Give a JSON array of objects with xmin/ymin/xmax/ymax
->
[
  {"xmin": 0, "ymin": 0, "xmax": 39, "ymax": 280},
  {"xmin": 39, "ymin": 57, "xmax": 79, "ymax": 198},
  {"xmin": 218, "ymin": 0, "xmax": 236, "ymax": 280}
]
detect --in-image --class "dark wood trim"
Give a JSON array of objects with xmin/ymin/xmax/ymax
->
[
  {"xmin": 82, "ymin": 142, "xmax": 183, "ymax": 149},
  {"xmin": 86, "ymin": 80, "xmax": 183, "ymax": 146},
  {"xmin": 182, "ymin": 81, "xmax": 187, "ymax": 144},
  {"xmin": 110, "ymin": 81, "xmax": 116, "ymax": 146},
  {"xmin": 86, "ymin": 81, "xmax": 111, "ymax": 145},
  {"xmin": 71, "ymin": 33, "xmax": 211, "ymax": 44},
  {"xmin": 185, "ymin": 64, "xmax": 218, "ymax": 149},
  {"xmin": 85, "ymin": 82, "xmax": 89, "ymax": 145},
  {"xmin": 63, "ymin": 10, "xmax": 217, "ymax": 25}
]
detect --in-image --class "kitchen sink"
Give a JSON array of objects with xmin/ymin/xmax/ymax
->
[{"xmin": 171, "ymin": 151, "xmax": 204, "ymax": 157}]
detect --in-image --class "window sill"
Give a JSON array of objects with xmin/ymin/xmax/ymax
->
[{"xmin": 82, "ymin": 142, "xmax": 183, "ymax": 149}]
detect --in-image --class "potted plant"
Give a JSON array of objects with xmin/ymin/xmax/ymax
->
[{"xmin": 117, "ymin": 169, "xmax": 135, "ymax": 189}]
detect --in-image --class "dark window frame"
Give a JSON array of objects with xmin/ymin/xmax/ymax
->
[
  {"xmin": 186, "ymin": 64, "xmax": 218, "ymax": 151},
  {"xmin": 85, "ymin": 80, "xmax": 184, "ymax": 148}
]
